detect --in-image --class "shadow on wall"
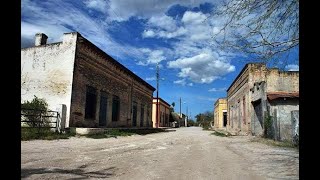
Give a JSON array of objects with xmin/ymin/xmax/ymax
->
[{"xmin": 21, "ymin": 165, "xmax": 116, "ymax": 179}]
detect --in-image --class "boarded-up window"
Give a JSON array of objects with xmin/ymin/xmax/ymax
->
[
  {"xmin": 112, "ymin": 95, "xmax": 120, "ymax": 121},
  {"xmin": 85, "ymin": 86, "xmax": 97, "ymax": 119}
]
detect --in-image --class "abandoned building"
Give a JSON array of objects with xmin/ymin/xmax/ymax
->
[
  {"xmin": 213, "ymin": 98, "xmax": 227, "ymax": 129},
  {"xmin": 21, "ymin": 32, "xmax": 155, "ymax": 128},
  {"xmin": 226, "ymin": 63, "xmax": 299, "ymax": 141},
  {"xmin": 152, "ymin": 98, "xmax": 171, "ymax": 128}
]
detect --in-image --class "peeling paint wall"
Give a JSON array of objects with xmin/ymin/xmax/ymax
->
[
  {"xmin": 21, "ymin": 33, "xmax": 78, "ymax": 127},
  {"xmin": 227, "ymin": 64, "xmax": 266, "ymax": 135},
  {"xmin": 269, "ymin": 99, "xmax": 299, "ymax": 141},
  {"xmin": 266, "ymin": 69, "xmax": 299, "ymax": 92}
]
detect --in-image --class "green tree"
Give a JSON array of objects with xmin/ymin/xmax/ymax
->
[{"xmin": 196, "ymin": 111, "xmax": 214, "ymax": 130}]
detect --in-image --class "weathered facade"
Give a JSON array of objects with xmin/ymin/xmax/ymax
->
[
  {"xmin": 21, "ymin": 32, "xmax": 155, "ymax": 128},
  {"xmin": 213, "ymin": 98, "xmax": 227, "ymax": 129},
  {"xmin": 227, "ymin": 63, "xmax": 299, "ymax": 141},
  {"xmin": 152, "ymin": 98, "xmax": 170, "ymax": 128}
]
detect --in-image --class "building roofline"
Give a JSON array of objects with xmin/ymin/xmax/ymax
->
[
  {"xmin": 214, "ymin": 97, "xmax": 227, "ymax": 105},
  {"xmin": 153, "ymin": 97, "xmax": 171, "ymax": 107},
  {"xmin": 227, "ymin": 63, "xmax": 266, "ymax": 92},
  {"xmin": 21, "ymin": 32, "xmax": 156, "ymax": 92},
  {"xmin": 77, "ymin": 33, "xmax": 156, "ymax": 91}
]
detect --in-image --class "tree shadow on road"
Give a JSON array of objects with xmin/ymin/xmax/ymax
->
[{"xmin": 21, "ymin": 165, "xmax": 116, "ymax": 179}]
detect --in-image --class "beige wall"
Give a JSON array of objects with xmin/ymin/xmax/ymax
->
[
  {"xmin": 152, "ymin": 98, "xmax": 170, "ymax": 128},
  {"xmin": 214, "ymin": 98, "xmax": 227, "ymax": 129}
]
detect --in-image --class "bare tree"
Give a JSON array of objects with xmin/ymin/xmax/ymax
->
[{"xmin": 209, "ymin": 0, "xmax": 299, "ymax": 62}]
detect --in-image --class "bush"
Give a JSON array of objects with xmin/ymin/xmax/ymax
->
[
  {"xmin": 21, "ymin": 127, "xmax": 75, "ymax": 141},
  {"xmin": 21, "ymin": 96, "xmax": 50, "ymax": 127}
]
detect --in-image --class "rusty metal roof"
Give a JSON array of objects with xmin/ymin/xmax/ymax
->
[{"xmin": 267, "ymin": 92, "xmax": 299, "ymax": 101}]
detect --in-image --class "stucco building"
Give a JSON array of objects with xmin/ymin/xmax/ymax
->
[
  {"xmin": 226, "ymin": 63, "xmax": 299, "ymax": 141},
  {"xmin": 21, "ymin": 32, "xmax": 155, "ymax": 128},
  {"xmin": 152, "ymin": 98, "xmax": 171, "ymax": 128},
  {"xmin": 213, "ymin": 98, "xmax": 227, "ymax": 129}
]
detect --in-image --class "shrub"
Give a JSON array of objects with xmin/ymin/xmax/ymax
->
[{"xmin": 21, "ymin": 96, "xmax": 50, "ymax": 127}]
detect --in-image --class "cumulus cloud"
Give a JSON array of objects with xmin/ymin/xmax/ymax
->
[
  {"xmin": 168, "ymin": 51, "xmax": 235, "ymax": 84},
  {"xmin": 137, "ymin": 48, "xmax": 167, "ymax": 65},
  {"xmin": 285, "ymin": 64, "xmax": 299, "ymax": 71},
  {"xmin": 181, "ymin": 11, "xmax": 207, "ymax": 25}
]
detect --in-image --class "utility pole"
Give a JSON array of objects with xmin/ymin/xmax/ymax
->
[
  {"xmin": 185, "ymin": 106, "xmax": 188, "ymax": 127},
  {"xmin": 179, "ymin": 97, "xmax": 181, "ymax": 127},
  {"xmin": 156, "ymin": 63, "xmax": 159, "ymax": 128}
]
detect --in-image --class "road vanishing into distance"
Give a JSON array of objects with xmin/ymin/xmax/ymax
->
[{"xmin": 21, "ymin": 127, "xmax": 298, "ymax": 179}]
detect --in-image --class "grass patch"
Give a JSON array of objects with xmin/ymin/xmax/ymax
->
[
  {"xmin": 211, "ymin": 131, "xmax": 230, "ymax": 137},
  {"xmin": 251, "ymin": 137, "xmax": 297, "ymax": 149},
  {"xmin": 21, "ymin": 127, "xmax": 75, "ymax": 141},
  {"xmin": 85, "ymin": 128, "xmax": 167, "ymax": 139}
]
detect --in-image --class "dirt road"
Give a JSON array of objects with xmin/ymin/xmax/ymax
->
[{"xmin": 21, "ymin": 127, "xmax": 299, "ymax": 179}]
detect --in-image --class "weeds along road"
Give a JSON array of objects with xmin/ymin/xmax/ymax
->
[{"xmin": 21, "ymin": 127, "xmax": 299, "ymax": 179}]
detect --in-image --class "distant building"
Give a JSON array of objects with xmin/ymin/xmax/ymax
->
[
  {"xmin": 226, "ymin": 63, "xmax": 299, "ymax": 141},
  {"xmin": 21, "ymin": 32, "xmax": 155, "ymax": 128},
  {"xmin": 152, "ymin": 98, "xmax": 171, "ymax": 128},
  {"xmin": 213, "ymin": 98, "xmax": 227, "ymax": 129}
]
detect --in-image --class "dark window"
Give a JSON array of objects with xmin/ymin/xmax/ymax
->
[
  {"xmin": 140, "ymin": 104, "xmax": 144, "ymax": 127},
  {"xmin": 85, "ymin": 86, "xmax": 97, "ymax": 119},
  {"xmin": 243, "ymin": 96, "xmax": 246, "ymax": 124},
  {"xmin": 146, "ymin": 105, "xmax": 150, "ymax": 127},
  {"xmin": 223, "ymin": 112, "xmax": 227, "ymax": 127},
  {"xmin": 112, "ymin": 95, "xmax": 120, "ymax": 121},
  {"xmin": 132, "ymin": 101, "xmax": 137, "ymax": 126}
]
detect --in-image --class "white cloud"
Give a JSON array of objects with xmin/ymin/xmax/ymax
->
[
  {"xmin": 285, "ymin": 64, "xmax": 299, "ymax": 71},
  {"xmin": 148, "ymin": 15, "xmax": 177, "ymax": 31},
  {"xmin": 146, "ymin": 77, "xmax": 156, "ymax": 81},
  {"xmin": 21, "ymin": 0, "xmax": 148, "ymax": 61},
  {"xmin": 84, "ymin": 0, "xmax": 108, "ymax": 13},
  {"xmin": 142, "ymin": 30, "xmax": 156, "ymax": 38},
  {"xmin": 137, "ymin": 48, "xmax": 168, "ymax": 65},
  {"xmin": 105, "ymin": 0, "xmax": 212, "ymax": 22},
  {"xmin": 208, "ymin": 87, "xmax": 227, "ymax": 92},
  {"xmin": 173, "ymin": 79, "xmax": 193, "ymax": 86},
  {"xmin": 182, "ymin": 11, "xmax": 207, "ymax": 25},
  {"xmin": 168, "ymin": 51, "xmax": 235, "ymax": 84},
  {"xmin": 174, "ymin": 79, "xmax": 186, "ymax": 86}
]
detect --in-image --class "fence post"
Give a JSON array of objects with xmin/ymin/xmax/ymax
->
[
  {"xmin": 291, "ymin": 110, "xmax": 299, "ymax": 145},
  {"xmin": 56, "ymin": 104, "xmax": 67, "ymax": 132}
]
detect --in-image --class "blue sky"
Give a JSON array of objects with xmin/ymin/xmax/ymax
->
[{"xmin": 21, "ymin": 0, "xmax": 299, "ymax": 120}]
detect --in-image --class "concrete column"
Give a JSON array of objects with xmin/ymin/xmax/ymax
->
[{"xmin": 56, "ymin": 104, "xmax": 67, "ymax": 132}]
